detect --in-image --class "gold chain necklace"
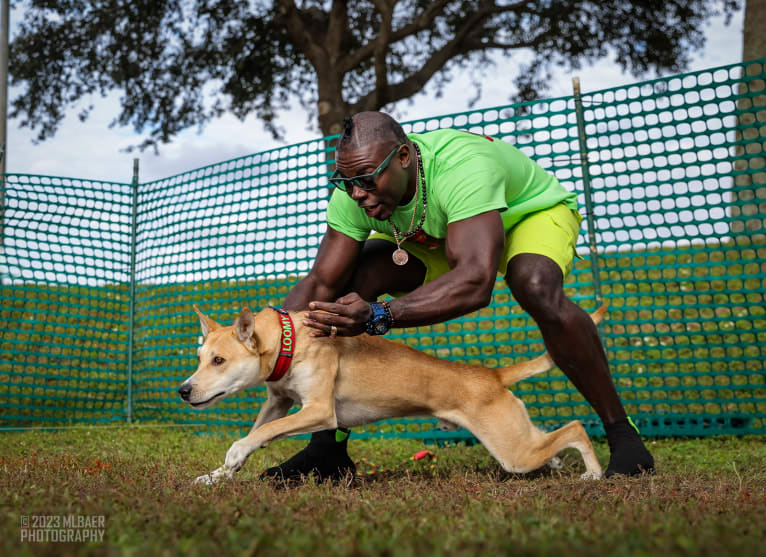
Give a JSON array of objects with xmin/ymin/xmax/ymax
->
[{"xmin": 389, "ymin": 143, "xmax": 427, "ymax": 266}]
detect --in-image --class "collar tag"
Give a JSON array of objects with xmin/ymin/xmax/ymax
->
[{"xmin": 266, "ymin": 308, "xmax": 294, "ymax": 382}]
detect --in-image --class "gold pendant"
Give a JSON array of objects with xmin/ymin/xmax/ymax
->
[{"xmin": 392, "ymin": 248, "xmax": 409, "ymax": 266}]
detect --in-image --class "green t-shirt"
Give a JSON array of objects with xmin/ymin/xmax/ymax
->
[{"xmin": 326, "ymin": 128, "xmax": 577, "ymax": 242}]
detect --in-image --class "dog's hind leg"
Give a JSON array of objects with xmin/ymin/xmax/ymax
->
[
  {"xmin": 460, "ymin": 393, "xmax": 602, "ymax": 479},
  {"xmin": 522, "ymin": 420, "xmax": 602, "ymax": 479}
]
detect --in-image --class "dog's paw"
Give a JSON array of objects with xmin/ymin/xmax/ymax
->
[
  {"xmin": 224, "ymin": 440, "xmax": 251, "ymax": 471},
  {"xmin": 194, "ymin": 465, "xmax": 233, "ymax": 485},
  {"xmin": 193, "ymin": 473, "xmax": 215, "ymax": 486},
  {"xmin": 580, "ymin": 470, "xmax": 602, "ymax": 480}
]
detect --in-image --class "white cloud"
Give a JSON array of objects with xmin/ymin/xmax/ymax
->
[{"xmin": 6, "ymin": 7, "xmax": 745, "ymax": 183}]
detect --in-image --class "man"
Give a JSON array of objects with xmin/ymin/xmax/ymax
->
[{"xmin": 261, "ymin": 111, "xmax": 654, "ymax": 482}]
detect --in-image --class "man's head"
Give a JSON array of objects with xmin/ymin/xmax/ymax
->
[{"xmin": 332, "ymin": 112, "xmax": 417, "ymax": 221}]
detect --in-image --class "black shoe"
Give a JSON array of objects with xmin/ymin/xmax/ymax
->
[
  {"xmin": 604, "ymin": 418, "xmax": 655, "ymax": 478},
  {"xmin": 260, "ymin": 429, "xmax": 355, "ymax": 484}
]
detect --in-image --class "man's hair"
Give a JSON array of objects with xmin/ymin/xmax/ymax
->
[{"xmin": 338, "ymin": 112, "xmax": 408, "ymax": 151}]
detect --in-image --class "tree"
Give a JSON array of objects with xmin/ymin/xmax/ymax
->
[
  {"xmin": 10, "ymin": 0, "xmax": 741, "ymax": 150},
  {"xmin": 732, "ymin": 0, "xmax": 765, "ymax": 241},
  {"xmin": 743, "ymin": 0, "xmax": 765, "ymax": 61}
]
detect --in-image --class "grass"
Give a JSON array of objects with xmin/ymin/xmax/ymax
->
[{"xmin": 0, "ymin": 428, "xmax": 764, "ymax": 556}]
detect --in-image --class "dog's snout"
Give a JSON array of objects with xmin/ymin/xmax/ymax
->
[{"xmin": 178, "ymin": 382, "xmax": 192, "ymax": 401}]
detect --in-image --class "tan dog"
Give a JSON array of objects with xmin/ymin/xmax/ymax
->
[{"xmin": 179, "ymin": 305, "xmax": 606, "ymax": 484}]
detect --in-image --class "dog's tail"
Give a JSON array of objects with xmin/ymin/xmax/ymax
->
[{"xmin": 497, "ymin": 304, "xmax": 608, "ymax": 387}]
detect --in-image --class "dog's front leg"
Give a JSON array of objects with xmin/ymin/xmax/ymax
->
[
  {"xmin": 194, "ymin": 403, "xmax": 336, "ymax": 484},
  {"xmin": 193, "ymin": 396, "xmax": 294, "ymax": 485},
  {"xmin": 226, "ymin": 403, "xmax": 336, "ymax": 470},
  {"xmin": 251, "ymin": 394, "xmax": 294, "ymax": 431}
]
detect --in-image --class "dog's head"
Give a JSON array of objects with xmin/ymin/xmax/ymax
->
[{"xmin": 178, "ymin": 305, "xmax": 266, "ymax": 409}]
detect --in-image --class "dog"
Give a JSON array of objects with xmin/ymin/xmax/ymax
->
[{"xmin": 179, "ymin": 305, "xmax": 606, "ymax": 484}]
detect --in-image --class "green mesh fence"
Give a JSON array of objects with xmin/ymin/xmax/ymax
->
[
  {"xmin": 575, "ymin": 61, "xmax": 766, "ymax": 437},
  {"xmin": 1, "ymin": 59, "xmax": 764, "ymax": 439},
  {"xmin": 0, "ymin": 175, "xmax": 133, "ymax": 425},
  {"xmin": 130, "ymin": 139, "xmax": 330, "ymax": 426}
]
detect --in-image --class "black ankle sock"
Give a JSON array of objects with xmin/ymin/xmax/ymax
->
[
  {"xmin": 604, "ymin": 419, "xmax": 655, "ymax": 477},
  {"xmin": 260, "ymin": 428, "xmax": 355, "ymax": 483},
  {"xmin": 604, "ymin": 419, "xmax": 639, "ymax": 447},
  {"xmin": 310, "ymin": 428, "xmax": 349, "ymax": 445}
]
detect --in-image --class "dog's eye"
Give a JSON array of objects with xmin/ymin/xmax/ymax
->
[{"xmin": 213, "ymin": 356, "xmax": 225, "ymax": 365}]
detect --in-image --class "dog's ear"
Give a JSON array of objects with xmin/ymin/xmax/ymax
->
[
  {"xmin": 233, "ymin": 307, "xmax": 256, "ymax": 349},
  {"xmin": 193, "ymin": 304, "xmax": 220, "ymax": 339}
]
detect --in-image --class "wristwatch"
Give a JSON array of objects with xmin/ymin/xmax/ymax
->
[{"xmin": 365, "ymin": 301, "xmax": 393, "ymax": 336}]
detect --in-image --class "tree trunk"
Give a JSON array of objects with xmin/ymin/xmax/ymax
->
[
  {"xmin": 731, "ymin": 0, "xmax": 766, "ymax": 243},
  {"xmin": 315, "ymin": 80, "xmax": 349, "ymax": 197},
  {"xmin": 743, "ymin": 0, "xmax": 766, "ymax": 62},
  {"xmin": 317, "ymin": 97, "xmax": 348, "ymax": 138}
]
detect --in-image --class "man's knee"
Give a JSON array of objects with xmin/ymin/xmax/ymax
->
[{"xmin": 506, "ymin": 254, "xmax": 565, "ymax": 319}]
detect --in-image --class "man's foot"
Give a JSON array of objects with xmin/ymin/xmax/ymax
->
[
  {"xmin": 260, "ymin": 429, "xmax": 355, "ymax": 484},
  {"xmin": 604, "ymin": 418, "xmax": 655, "ymax": 477}
]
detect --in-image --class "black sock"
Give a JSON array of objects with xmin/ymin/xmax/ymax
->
[
  {"xmin": 260, "ymin": 428, "xmax": 355, "ymax": 483},
  {"xmin": 604, "ymin": 419, "xmax": 655, "ymax": 477},
  {"xmin": 605, "ymin": 418, "xmax": 640, "ymax": 446}
]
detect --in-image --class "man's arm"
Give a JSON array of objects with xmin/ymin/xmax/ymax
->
[
  {"xmin": 283, "ymin": 227, "xmax": 363, "ymax": 311},
  {"xmin": 304, "ymin": 210, "xmax": 505, "ymax": 334}
]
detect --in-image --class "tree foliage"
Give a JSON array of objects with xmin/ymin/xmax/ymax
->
[{"xmin": 10, "ymin": 0, "xmax": 740, "ymax": 149}]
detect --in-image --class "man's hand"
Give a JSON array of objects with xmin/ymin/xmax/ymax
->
[{"xmin": 303, "ymin": 293, "xmax": 373, "ymax": 337}]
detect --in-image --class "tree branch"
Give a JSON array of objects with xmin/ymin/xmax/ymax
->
[
  {"xmin": 340, "ymin": 0, "xmax": 452, "ymax": 73},
  {"xmin": 357, "ymin": 0, "xmax": 536, "ymax": 110},
  {"xmin": 326, "ymin": 0, "xmax": 349, "ymax": 65},
  {"xmin": 370, "ymin": 0, "xmax": 397, "ymax": 107},
  {"xmin": 276, "ymin": 0, "xmax": 324, "ymax": 68},
  {"xmin": 341, "ymin": 0, "xmax": 536, "ymax": 76}
]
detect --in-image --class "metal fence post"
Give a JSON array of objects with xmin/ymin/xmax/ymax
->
[
  {"xmin": 126, "ymin": 158, "xmax": 139, "ymax": 422},
  {"xmin": 572, "ymin": 77, "xmax": 604, "ymax": 309},
  {"xmin": 0, "ymin": 0, "xmax": 9, "ymax": 249}
]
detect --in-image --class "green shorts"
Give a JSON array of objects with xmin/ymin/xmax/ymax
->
[{"xmin": 371, "ymin": 203, "xmax": 582, "ymax": 294}]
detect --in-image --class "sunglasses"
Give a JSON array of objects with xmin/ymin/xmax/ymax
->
[{"xmin": 329, "ymin": 144, "xmax": 404, "ymax": 193}]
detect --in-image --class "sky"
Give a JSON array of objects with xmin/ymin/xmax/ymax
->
[{"xmin": 5, "ymin": 5, "xmax": 746, "ymax": 184}]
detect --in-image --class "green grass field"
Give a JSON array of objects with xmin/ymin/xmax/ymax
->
[{"xmin": 1, "ymin": 427, "xmax": 764, "ymax": 556}]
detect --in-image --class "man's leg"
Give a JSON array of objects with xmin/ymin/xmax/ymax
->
[
  {"xmin": 261, "ymin": 239, "xmax": 427, "ymax": 483},
  {"xmin": 506, "ymin": 253, "xmax": 654, "ymax": 477}
]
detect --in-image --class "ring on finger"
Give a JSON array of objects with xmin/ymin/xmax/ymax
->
[{"xmin": 330, "ymin": 325, "xmax": 338, "ymax": 338}]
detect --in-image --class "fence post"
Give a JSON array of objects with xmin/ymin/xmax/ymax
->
[
  {"xmin": 572, "ymin": 77, "xmax": 604, "ymax": 310},
  {"xmin": 0, "ymin": 145, "xmax": 4, "ymax": 252},
  {"xmin": 126, "ymin": 158, "xmax": 139, "ymax": 423},
  {"xmin": 0, "ymin": 0, "xmax": 9, "ymax": 248}
]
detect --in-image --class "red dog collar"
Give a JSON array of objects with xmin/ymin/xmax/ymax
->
[{"xmin": 266, "ymin": 308, "xmax": 294, "ymax": 382}]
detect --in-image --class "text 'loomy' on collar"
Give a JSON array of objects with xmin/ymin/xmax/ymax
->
[{"xmin": 266, "ymin": 308, "xmax": 294, "ymax": 382}]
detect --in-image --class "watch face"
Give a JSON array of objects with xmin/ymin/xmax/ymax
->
[{"xmin": 374, "ymin": 320, "xmax": 388, "ymax": 334}]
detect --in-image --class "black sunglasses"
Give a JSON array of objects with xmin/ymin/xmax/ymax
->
[{"xmin": 329, "ymin": 144, "xmax": 404, "ymax": 193}]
